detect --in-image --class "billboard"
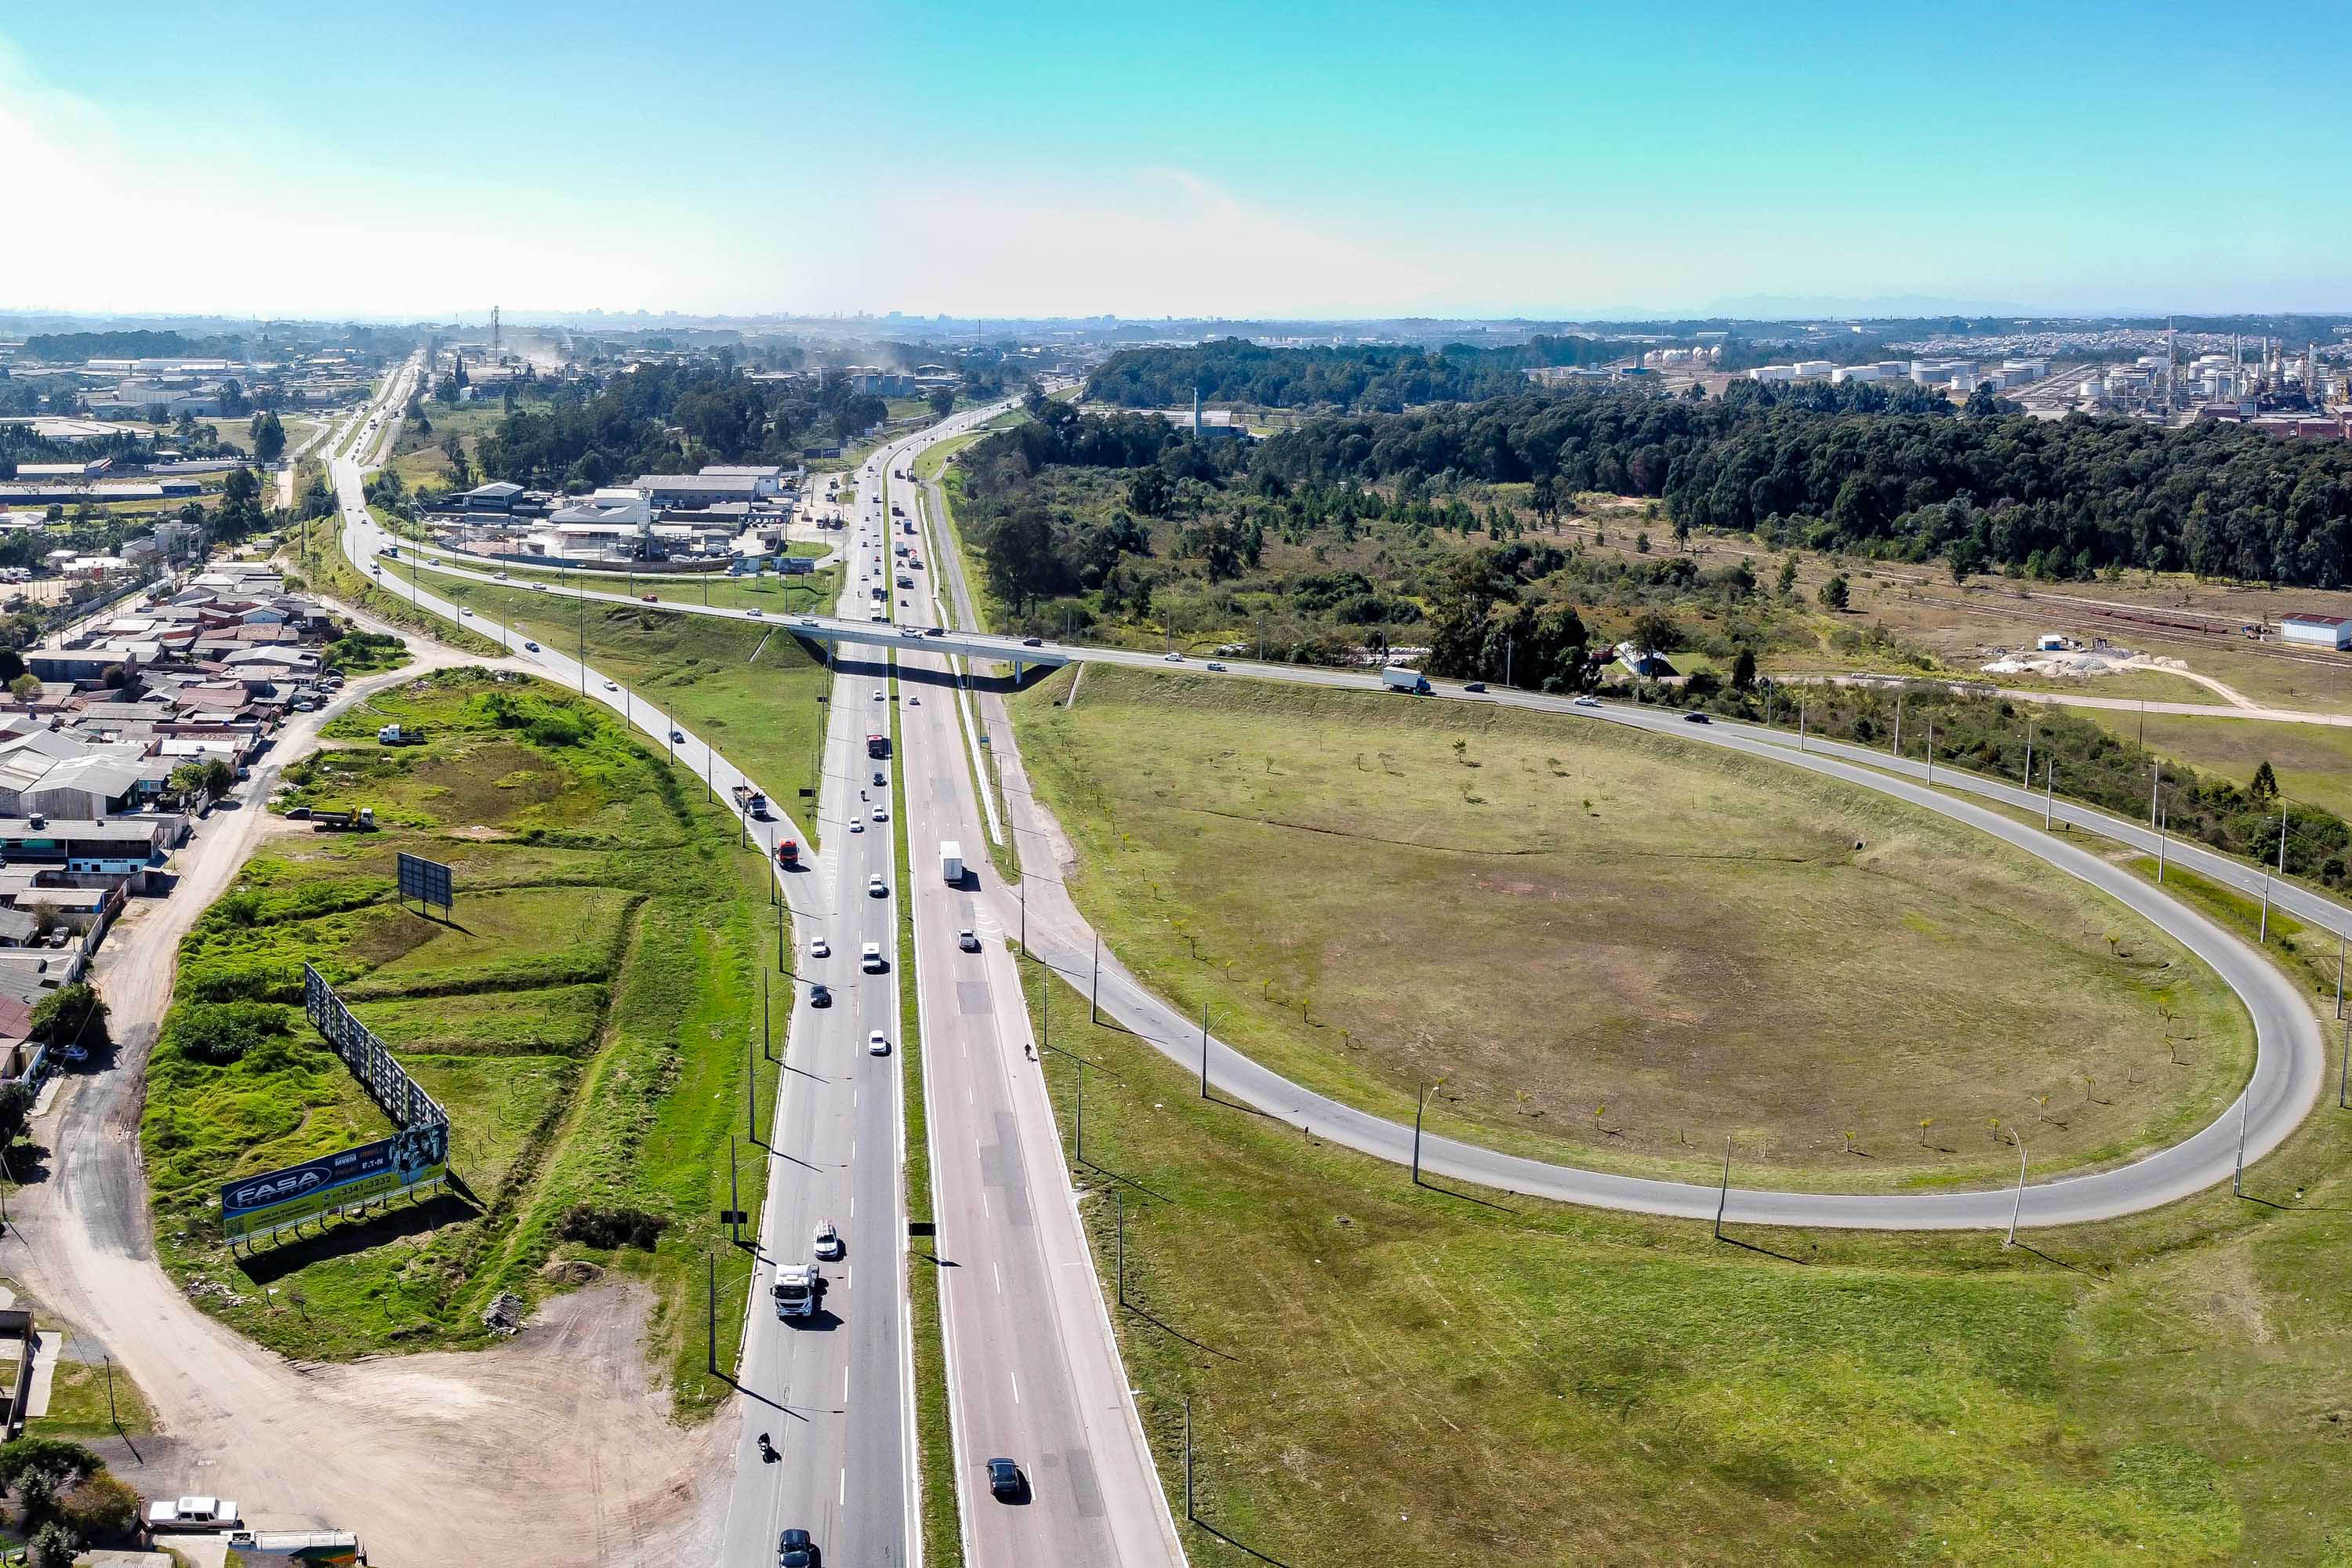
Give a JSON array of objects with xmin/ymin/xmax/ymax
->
[
  {"xmin": 395, "ymin": 851, "xmax": 454, "ymax": 916},
  {"xmin": 220, "ymin": 1124, "xmax": 449, "ymax": 1243},
  {"xmin": 219, "ymin": 965, "xmax": 456, "ymax": 1250},
  {"xmin": 305, "ymin": 963, "xmax": 447, "ymax": 1132}
]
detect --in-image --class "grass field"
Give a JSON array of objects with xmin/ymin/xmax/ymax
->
[
  {"xmin": 1007, "ymin": 666, "xmax": 2252, "ymax": 1189},
  {"xmin": 144, "ymin": 670, "xmax": 785, "ymax": 1417},
  {"xmin": 2075, "ymin": 707, "xmax": 2352, "ymax": 822},
  {"xmin": 1021, "ymin": 914, "xmax": 2352, "ymax": 1568},
  {"xmin": 373, "ymin": 564, "xmax": 834, "ymax": 830},
  {"xmin": 13, "ymin": 1283, "xmax": 156, "ymax": 1441}
]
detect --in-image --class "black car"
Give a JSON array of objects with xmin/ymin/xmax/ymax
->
[
  {"xmin": 986, "ymin": 1457, "xmax": 1025, "ymax": 1501},
  {"xmin": 778, "ymin": 1526, "xmax": 819, "ymax": 1567},
  {"xmin": 1682, "ymin": 711, "xmax": 1711, "ymax": 724},
  {"xmin": 810, "ymin": 983, "xmax": 832, "ymax": 1007},
  {"xmin": 1021, "ymin": 637, "xmax": 1044, "ymax": 647},
  {"xmin": 1464, "ymin": 681, "xmax": 1486, "ymax": 693}
]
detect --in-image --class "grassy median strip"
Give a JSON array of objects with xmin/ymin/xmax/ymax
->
[
  {"xmin": 890, "ymin": 664, "xmax": 966, "ymax": 1568},
  {"xmin": 147, "ymin": 670, "xmax": 777, "ymax": 1418},
  {"xmin": 382, "ymin": 560, "xmax": 833, "ymax": 834}
]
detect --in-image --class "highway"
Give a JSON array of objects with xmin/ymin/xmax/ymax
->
[
  {"xmin": 332, "ymin": 368, "xmax": 922, "ymax": 1568},
  {"xmin": 374, "ymin": 402, "xmax": 2351, "ymax": 1236}
]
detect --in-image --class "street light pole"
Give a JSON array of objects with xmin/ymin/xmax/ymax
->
[{"xmin": 2005, "ymin": 1132, "xmax": 2027, "ymax": 1247}]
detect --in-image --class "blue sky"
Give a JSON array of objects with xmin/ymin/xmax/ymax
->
[{"xmin": 4, "ymin": 2, "xmax": 2344, "ymax": 319}]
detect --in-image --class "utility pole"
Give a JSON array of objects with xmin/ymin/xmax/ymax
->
[
  {"xmin": 706, "ymin": 1252, "xmax": 718, "ymax": 1375},
  {"xmin": 2045, "ymin": 758, "xmax": 2056, "ymax": 830},
  {"xmin": 1073, "ymin": 1059, "xmax": 1084, "ymax": 1165},
  {"xmin": 2261, "ymin": 809, "xmax": 2283, "ymax": 943},
  {"xmin": 1893, "ymin": 694, "xmax": 1902, "ymax": 757},
  {"xmin": 2157, "ymin": 806, "xmax": 2168, "ymax": 884},
  {"xmin": 1200, "ymin": 1000, "xmax": 1210, "ymax": 1098},
  {"xmin": 1798, "ymin": 699, "xmax": 1806, "ymax": 753},
  {"xmin": 2336, "ymin": 933, "xmax": 2345, "ymax": 1022},
  {"xmin": 2022, "ymin": 717, "xmax": 2034, "ymax": 787},
  {"xmin": 1412, "ymin": 1080, "xmax": 1432, "ymax": 1185},
  {"xmin": 1091, "ymin": 932, "xmax": 1101, "ymax": 1025},
  {"xmin": 2234, "ymin": 1094, "xmax": 2249, "ymax": 1197},
  {"xmin": 1714, "ymin": 1136, "xmax": 1731, "ymax": 1240},
  {"xmin": 1114, "ymin": 1187, "xmax": 1125, "ymax": 1307},
  {"xmin": 1924, "ymin": 715, "xmax": 1934, "ymax": 786},
  {"xmin": 1504, "ymin": 637, "xmax": 1514, "ymax": 690},
  {"xmin": 1182, "ymin": 1398, "xmax": 1194, "ymax": 1522},
  {"xmin": 2005, "ymin": 1132, "xmax": 2027, "ymax": 1247},
  {"xmin": 2149, "ymin": 758, "xmax": 2161, "ymax": 830},
  {"xmin": 729, "ymin": 1136, "xmax": 741, "ymax": 1247}
]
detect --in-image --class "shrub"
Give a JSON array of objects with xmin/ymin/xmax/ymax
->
[
  {"xmin": 557, "ymin": 1203, "xmax": 668, "ymax": 1250},
  {"xmin": 161, "ymin": 1000, "xmax": 291, "ymax": 1065},
  {"xmin": 58, "ymin": 1472, "xmax": 140, "ymax": 1541}
]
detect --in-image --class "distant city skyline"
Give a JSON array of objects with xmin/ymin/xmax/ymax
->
[{"xmin": 5, "ymin": 2, "xmax": 2350, "ymax": 321}]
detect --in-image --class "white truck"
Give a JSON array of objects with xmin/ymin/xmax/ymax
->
[
  {"xmin": 376, "ymin": 723, "xmax": 427, "ymax": 745},
  {"xmin": 1381, "ymin": 666, "xmax": 1432, "ymax": 695},
  {"xmin": 772, "ymin": 1261, "xmax": 821, "ymax": 1319},
  {"xmin": 148, "ymin": 1496, "xmax": 243, "ymax": 1533},
  {"xmin": 940, "ymin": 839, "xmax": 963, "ymax": 885}
]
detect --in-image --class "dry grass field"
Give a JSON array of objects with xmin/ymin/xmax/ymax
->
[{"xmin": 1010, "ymin": 666, "xmax": 2251, "ymax": 1189}]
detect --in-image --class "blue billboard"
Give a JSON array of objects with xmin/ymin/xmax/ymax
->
[{"xmin": 220, "ymin": 1123, "xmax": 448, "ymax": 1243}]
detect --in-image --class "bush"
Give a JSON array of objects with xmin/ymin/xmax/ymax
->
[
  {"xmin": 160, "ymin": 1000, "xmax": 291, "ymax": 1065},
  {"xmin": 57, "ymin": 1472, "xmax": 139, "ymax": 1541},
  {"xmin": 0, "ymin": 1436, "xmax": 99, "ymax": 1493},
  {"xmin": 557, "ymin": 1203, "xmax": 668, "ymax": 1250},
  {"xmin": 27, "ymin": 985, "xmax": 104, "ymax": 1051}
]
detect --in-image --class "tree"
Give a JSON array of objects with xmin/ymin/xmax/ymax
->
[
  {"xmin": 1817, "ymin": 572, "xmax": 1850, "ymax": 611},
  {"xmin": 9, "ymin": 673, "xmax": 39, "ymax": 703},
  {"xmin": 1127, "ymin": 467, "xmax": 1174, "ymax": 517},
  {"xmin": 29, "ymin": 984, "xmax": 106, "ymax": 1054},
  {"xmin": 1731, "ymin": 647, "xmax": 1758, "ymax": 691},
  {"xmin": 1629, "ymin": 608, "xmax": 1681, "ymax": 656},
  {"xmin": 2251, "ymin": 760, "xmax": 2280, "ymax": 804},
  {"xmin": 27, "ymin": 1521, "xmax": 76, "ymax": 1568},
  {"xmin": 200, "ymin": 757, "xmax": 235, "ymax": 799},
  {"xmin": 929, "ymin": 387, "xmax": 957, "ymax": 419},
  {"xmin": 1776, "ymin": 554, "xmax": 1798, "ymax": 597},
  {"xmin": 247, "ymin": 410, "xmax": 286, "ymax": 466},
  {"xmin": 0, "ymin": 1081, "xmax": 32, "ymax": 1147}
]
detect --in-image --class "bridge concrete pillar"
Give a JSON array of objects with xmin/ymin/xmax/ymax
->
[{"xmin": 1013, "ymin": 659, "xmax": 1025, "ymax": 684}]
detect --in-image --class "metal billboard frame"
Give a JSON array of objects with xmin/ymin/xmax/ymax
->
[{"xmin": 395, "ymin": 850, "xmax": 455, "ymax": 919}]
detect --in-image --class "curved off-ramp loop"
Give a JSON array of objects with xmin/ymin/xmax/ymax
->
[{"xmin": 1014, "ymin": 705, "xmax": 2328, "ymax": 1232}]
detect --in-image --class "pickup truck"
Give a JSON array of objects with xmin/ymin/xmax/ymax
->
[
  {"xmin": 732, "ymin": 784, "xmax": 770, "ymax": 819},
  {"xmin": 149, "ymin": 1496, "xmax": 243, "ymax": 1533}
]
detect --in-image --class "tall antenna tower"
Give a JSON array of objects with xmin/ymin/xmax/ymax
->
[{"xmin": 491, "ymin": 306, "xmax": 501, "ymax": 358}]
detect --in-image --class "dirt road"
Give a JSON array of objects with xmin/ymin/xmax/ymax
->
[{"xmin": 2, "ymin": 614, "xmax": 727, "ymax": 1565}]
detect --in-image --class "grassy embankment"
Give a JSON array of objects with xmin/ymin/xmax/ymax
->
[
  {"xmin": 143, "ymin": 670, "xmax": 786, "ymax": 1417},
  {"xmin": 1007, "ymin": 666, "xmax": 2252, "ymax": 1190},
  {"xmin": 1019, "ymin": 891, "xmax": 2352, "ymax": 1568},
  {"xmin": 374, "ymin": 563, "xmax": 832, "ymax": 833},
  {"xmin": 304, "ymin": 540, "xmax": 503, "ymax": 657}
]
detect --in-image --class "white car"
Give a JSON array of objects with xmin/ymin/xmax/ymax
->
[
  {"xmin": 814, "ymin": 1221, "xmax": 843, "ymax": 1260},
  {"xmin": 492, "ymin": 570, "xmax": 507, "ymax": 580},
  {"xmin": 908, "ymin": 695, "xmax": 920, "ymax": 706},
  {"xmin": 872, "ymin": 691, "xmax": 884, "ymax": 701},
  {"xmin": 603, "ymin": 680, "xmax": 619, "ymax": 691},
  {"xmin": 872, "ymin": 806, "xmax": 889, "ymax": 822},
  {"xmin": 851, "ymin": 820, "xmax": 865, "ymax": 833},
  {"xmin": 1573, "ymin": 695, "xmax": 1602, "ymax": 708},
  {"xmin": 862, "ymin": 941, "xmax": 884, "ymax": 972},
  {"xmin": 867, "ymin": 873, "xmax": 887, "ymax": 897},
  {"xmin": 867, "ymin": 1030, "xmax": 891, "ymax": 1056},
  {"xmin": 809, "ymin": 937, "xmax": 830, "ymax": 960},
  {"xmin": 1163, "ymin": 651, "xmax": 1185, "ymax": 662},
  {"xmin": 746, "ymin": 608, "xmax": 762, "ymax": 617}
]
